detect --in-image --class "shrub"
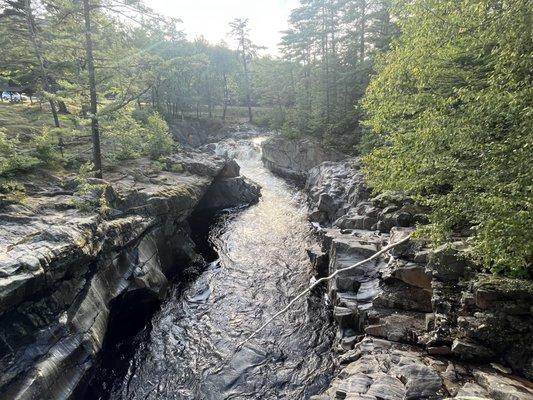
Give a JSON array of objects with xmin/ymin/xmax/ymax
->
[
  {"xmin": 101, "ymin": 109, "xmax": 144, "ymax": 161},
  {"xmin": 0, "ymin": 129, "xmax": 39, "ymax": 175},
  {"xmin": 144, "ymin": 113, "xmax": 173, "ymax": 160},
  {"xmin": 0, "ymin": 179, "xmax": 26, "ymax": 205},
  {"xmin": 132, "ymin": 107, "xmax": 155, "ymax": 124},
  {"xmin": 33, "ymin": 127, "xmax": 62, "ymax": 166},
  {"xmin": 72, "ymin": 162, "xmax": 108, "ymax": 213}
]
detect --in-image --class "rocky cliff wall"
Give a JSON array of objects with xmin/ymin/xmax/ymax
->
[
  {"xmin": 305, "ymin": 159, "xmax": 533, "ymax": 399},
  {"xmin": 170, "ymin": 119, "xmax": 262, "ymax": 148},
  {"xmin": 260, "ymin": 140, "xmax": 533, "ymax": 398},
  {"xmin": 261, "ymin": 136, "xmax": 346, "ymax": 185},
  {"xmin": 0, "ymin": 150, "xmax": 260, "ymax": 400}
]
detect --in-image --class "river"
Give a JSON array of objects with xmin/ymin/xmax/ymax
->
[{"xmin": 85, "ymin": 137, "xmax": 335, "ymax": 400}]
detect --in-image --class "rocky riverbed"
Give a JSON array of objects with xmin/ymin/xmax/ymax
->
[
  {"xmin": 1, "ymin": 131, "xmax": 532, "ymax": 400},
  {"xmin": 0, "ymin": 149, "xmax": 260, "ymax": 400},
  {"xmin": 262, "ymin": 135, "xmax": 533, "ymax": 400},
  {"xmin": 83, "ymin": 137, "xmax": 336, "ymax": 400}
]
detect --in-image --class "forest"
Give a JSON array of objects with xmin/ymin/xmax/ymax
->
[{"xmin": 0, "ymin": 0, "xmax": 531, "ymax": 277}]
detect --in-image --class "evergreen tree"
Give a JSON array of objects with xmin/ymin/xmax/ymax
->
[
  {"xmin": 230, "ymin": 18, "xmax": 263, "ymax": 123},
  {"xmin": 280, "ymin": 0, "xmax": 395, "ymax": 149}
]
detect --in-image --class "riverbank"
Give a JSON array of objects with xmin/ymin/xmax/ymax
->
[
  {"xmin": 2, "ymin": 130, "xmax": 531, "ymax": 399},
  {"xmin": 262, "ymin": 135, "xmax": 533, "ymax": 399},
  {"xmin": 87, "ymin": 136, "xmax": 336, "ymax": 399},
  {"xmin": 0, "ymin": 149, "xmax": 260, "ymax": 399}
]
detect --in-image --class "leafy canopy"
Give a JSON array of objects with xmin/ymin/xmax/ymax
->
[{"xmin": 362, "ymin": 0, "xmax": 533, "ymax": 276}]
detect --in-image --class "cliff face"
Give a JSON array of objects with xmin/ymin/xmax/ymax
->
[
  {"xmin": 306, "ymin": 160, "xmax": 533, "ymax": 379},
  {"xmin": 0, "ymin": 150, "xmax": 260, "ymax": 400},
  {"xmin": 261, "ymin": 136, "xmax": 346, "ymax": 185},
  {"xmin": 261, "ymin": 140, "xmax": 533, "ymax": 399},
  {"xmin": 170, "ymin": 119, "xmax": 261, "ymax": 148}
]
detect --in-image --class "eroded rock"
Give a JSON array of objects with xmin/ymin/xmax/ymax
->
[
  {"xmin": 261, "ymin": 136, "xmax": 345, "ymax": 185},
  {"xmin": 297, "ymin": 148, "xmax": 533, "ymax": 392},
  {"xmin": 0, "ymin": 150, "xmax": 261, "ymax": 400}
]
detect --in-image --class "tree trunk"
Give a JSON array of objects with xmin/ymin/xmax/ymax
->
[
  {"xmin": 330, "ymin": 4, "xmax": 338, "ymax": 119},
  {"xmin": 243, "ymin": 58, "xmax": 253, "ymax": 123},
  {"xmin": 321, "ymin": 3, "xmax": 330, "ymax": 123},
  {"xmin": 360, "ymin": 0, "xmax": 367, "ymax": 61},
  {"xmin": 24, "ymin": 0, "xmax": 60, "ymax": 128},
  {"xmin": 83, "ymin": 0, "xmax": 103, "ymax": 178},
  {"xmin": 57, "ymin": 100, "xmax": 69, "ymax": 114},
  {"xmin": 240, "ymin": 41, "xmax": 253, "ymax": 123},
  {"xmin": 222, "ymin": 72, "xmax": 229, "ymax": 121}
]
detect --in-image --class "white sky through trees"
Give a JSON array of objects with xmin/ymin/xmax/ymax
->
[{"xmin": 144, "ymin": 0, "xmax": 298, "ymax": 55}]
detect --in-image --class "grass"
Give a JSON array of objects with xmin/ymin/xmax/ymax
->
[
  {"xmin": 0, "ymin": 101, "xmax": 272, "ymax": 184},
  {"xmin": 1, "ymin": 102, "xmax": 94, "ymax": 179},
  {"xmin": 0, "ymin": 102, "xmax": 48, "ymax": 139},
  {"xmin": 0, "ymin": 102, "xmax": 84, "ymax": 139}
]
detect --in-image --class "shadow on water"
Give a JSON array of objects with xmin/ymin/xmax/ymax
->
[
  {"xmin": 79, "ymin": 137, "xmax": 335, "ymax": 400},
  {"xmin": 76, "ymin": 289, "xmax": 161, "ymax": 400},
  {"xmin": 76, "ymin": 208, "xmax": 224, "ymax": 400}
]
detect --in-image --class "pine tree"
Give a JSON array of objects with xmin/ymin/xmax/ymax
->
[{"xmin": 230, "ymin": 18, "xmax": 263, "ymax": 123}]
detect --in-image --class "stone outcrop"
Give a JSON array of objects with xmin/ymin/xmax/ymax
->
[
  {"xmin": 294, "ymin": 151, "xmax": 533, "ymax": 397},
  {"xmin": 311, "ymin": 337, "xmax": 533, "ymax": 400},
  {"xmin": 171, "ymin": 119, "xmax": 262, "ymax": 148},
  {"xmin": 306, "ymin": 160, "xmax": 427, "ymax": 231},
  {"xmin": 261, "ymin": 136, "xmax": 346, "ymax": 184},
  {"xmin": 0, "ymin": 149, "xmax": 260, "ymax": 400}
]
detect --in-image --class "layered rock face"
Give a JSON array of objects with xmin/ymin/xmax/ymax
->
[
  {"xmin": 261, "ymin": 136, "xmax": 346, "ymax": 184},
  {"xmin": 304, "ymin": 159, "xmax": 533, "ymax": 399},
  {"xmin": 170, "ymin": 119, "xmax": 261, "ymax": 148},
  {"xmin": 306, "ymin": 160, "xmax": 428, "ymax": 230},
  {"xmin": 314, "ymin": 337, "xmax": 533, "ymax": 400},
  {"xmin": 0, "ymin": 150, "xmax": 260, "ymax": 400},
  {"xmin": 260, "ymin": 141, "xmax": 532, "ymax": 398}
]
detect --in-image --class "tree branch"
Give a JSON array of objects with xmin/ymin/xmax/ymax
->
[{"xmin": 238, "ymin": 233, "xmax": 412, "ymax": 348}]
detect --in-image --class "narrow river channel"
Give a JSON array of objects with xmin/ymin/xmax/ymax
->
[{"xmin": 86, "ymin": 137, "xmax": 335, "ymax": 400}]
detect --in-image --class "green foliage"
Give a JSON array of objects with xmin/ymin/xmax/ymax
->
[
  {"xmin": 149, "ymin": 160, "xmax": 165, "ymax": 173},
  {"xmin": 362, "ymin": 0, "xmax": 533, "ymax": 277},
  {"xmin": 101, "ymin": 108, "xmax": 173, "ymax": 162},
  {"xmin": 169, "ymin": 163, "xmax": 185, "ymax": 173},
  {"xmin": 0, "ymin": 130, "xmax": 39, "ymax": 175},
  {"xmin": 255, "ymin": 109, "xmax": 286, "ymax": 130},
  {"xmin": 33, "ymin": 127, "xmax": 62, "ymax": 166},
  {"xmin": 0, "ymin": 179, "xmax": 26, "ymax": 205},
  {"xmin": 72, "ymin": 163, "xmax": 107, "ymax": 213},
  {"xmin": 279, "ymin": 0, "xmax": 395, "ymax": 151},
  {"xmin": 132, "ymin": 107, "xmax": 155, "ymax": 125},
  {"xmin": 101, "ymin": 109, "xmax": 144, "ymax": 161},
  {"xmin": 144, "ymin": 113, "xmax": 173, "ymax": 160}
]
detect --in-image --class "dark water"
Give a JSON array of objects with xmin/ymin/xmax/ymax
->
[{"xmin": 91, "ymin": 138, "xmax": 335, "ymax": 400}]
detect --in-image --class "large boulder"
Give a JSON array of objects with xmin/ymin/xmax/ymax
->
[
  {"xmin": 261, "ymin": 136, "xmax": 345, "ymax": 184},
  {"xmin": 196, "ymin": 176, "xmax": 261, "ymax": 211}
]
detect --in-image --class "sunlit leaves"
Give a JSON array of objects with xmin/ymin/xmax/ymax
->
[{"xmin": 363, "ymin": 0, "xmax": 533, "ymax": 276}]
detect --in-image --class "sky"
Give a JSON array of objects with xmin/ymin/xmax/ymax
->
[{"xmin": 144, "ymin": 0, "xmax": 299, "ymax": 55}]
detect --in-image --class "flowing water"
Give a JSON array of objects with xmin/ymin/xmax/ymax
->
[{"xmin": 90, "ymin": 137, "xmax": 335, "ymax": 400}]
